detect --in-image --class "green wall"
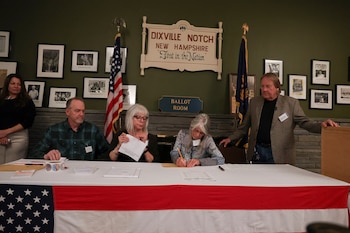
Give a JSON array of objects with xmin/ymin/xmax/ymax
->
[{"xmin": 1, "ymin": 0, "xmax": 350, "ymax": 118}]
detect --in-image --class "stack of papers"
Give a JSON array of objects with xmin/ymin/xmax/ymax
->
[{"xmin": 104, "ymin": 167, "xmax": 141, "ymax": 178}]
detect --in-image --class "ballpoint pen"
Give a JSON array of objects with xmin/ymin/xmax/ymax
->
[{"xmin": 218, "ymin": 166, "xmax": 225, "ymax": 171}]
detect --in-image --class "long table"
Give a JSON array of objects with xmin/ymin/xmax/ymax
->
[{"xmin": 0, "ymin": 160, "xmax": 349, "ymax": 233}]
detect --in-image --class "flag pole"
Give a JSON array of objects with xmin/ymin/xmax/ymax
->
[
  {"xmin": 234, "ymin": 23, "xmax": 249, "ymax": 148},
  {"xmin": 113, "ymin": 17, "xmax": 126, "ymax": 134},
  {"xmin": 104, "ymin": 17, "xmax": 127, "ymax": 143}
]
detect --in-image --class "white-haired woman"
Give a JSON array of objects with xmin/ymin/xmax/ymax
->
[
  {"xmin": 170, "ymin": 113, "xmax": 225, "ymax": 167},
  {"xmin": 108, "ymin": 103, "xmax": 159, "ymax": 162}
]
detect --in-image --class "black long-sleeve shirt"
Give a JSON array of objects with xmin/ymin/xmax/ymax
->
[{"xmin": 0, "ymin": 98, "xmax": 36, "ymax": 130}]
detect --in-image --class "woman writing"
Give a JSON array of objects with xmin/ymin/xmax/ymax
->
[
  {"xmin": 0, "ymin": 74, "xmax": 36, "ymax": 163},
  {"xmin": 170, "ymin": 113, "xmax": 225, "ymax": 167},
  {"xmin": 108, "ymin": 103, "xmax": 159, "ymax": 162}
]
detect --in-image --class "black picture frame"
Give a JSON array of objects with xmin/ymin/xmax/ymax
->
[
  {"xmin": 24, "ymin": 81, "xmax": 46, "ymax": 107},
  {"xmin": 0, "ymin": 31, "xmax": 10, "ymax": 57},
  {"xmin": 264, "ymin": 59, "xmax": 283, "ymax": 85},
  {"xmin": 83, "ymin": 77, "xmax": 109, "ymax": 99},
  {"xmin": 311, "ymin": 59, "xmax": 330, "ymax": 85},
  {"xmin": 71, "ymin": 50, "xmax": 99, "ymax": 72},
  {"xmin": 105, "ymin": 47, "xmax": 127, "ymax": 73},
  {"xmin": 309, "ymin": 89, "xmax": 333, "ymax": 110},
  {"xmin": 0, "ymin": 61, "xmax": 17, "ymax": 88},
  {"xmin": 335, "ymin": 84, "xmax": 350, "ymax": 104},
  {"xmin": 37, "ymin": 44, "xmax": 65, "ymax": 78},
  {"xmin": 48, "ymin": 87, "xmax": 77, "ymax": 108},
  {"xmin": 288, "ymin": 74, "xmax": 307, "ymax": 100}
]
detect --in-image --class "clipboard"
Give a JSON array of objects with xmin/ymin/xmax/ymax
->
[{"xmin": 0, "ymin": 164, "xmax": 45, "ymax": 171}]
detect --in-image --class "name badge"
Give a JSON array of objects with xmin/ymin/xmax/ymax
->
[
  {"xmin": 278, "ymin": 113, "xmax": 288, "ymax": 122},
  {"xmin": 192, "ymin": 139, "xmax": 200, "ymax": 146},
  {"xmin": 85, "ymin": 146, "xmax": 93, "ymax": 153}
]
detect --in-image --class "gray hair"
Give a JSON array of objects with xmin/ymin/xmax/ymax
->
[
  {"xmin": 190, "ymin": 113, "xmax": 210, "ymax": 135},
  {"xmin": 125, "ymin": 103, "xmax": 149, "ymax": 133}
]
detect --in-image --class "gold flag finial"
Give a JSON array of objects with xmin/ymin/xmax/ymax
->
[
  {"xmin": 112, "ymin": 17, "xmax": 127, "ymax": 39},
  {"xmin": 242, "ymin": 23, "xmax": 249, "ymax": 35}
]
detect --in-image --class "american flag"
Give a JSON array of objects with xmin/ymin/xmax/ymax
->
[
  {"xmin": 104, "ymin": 33, "xmax": 123, "ymax": 143},
  {"xmin": 0, "ymin": 184, "xmax": 54, "ymax": 233},
  {"xmin": 1, "ymin": 184, "xmax": 348, "ymax": 232}
]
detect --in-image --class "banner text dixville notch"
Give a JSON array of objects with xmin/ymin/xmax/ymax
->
[{"xmin": 140, "ymin": 16, "xmax": 223, "ymax": 80}]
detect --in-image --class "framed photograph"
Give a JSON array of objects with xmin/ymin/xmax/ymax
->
[
  {"xmin": 311, "ymin": 59, "xmax": 330, "ymax": 85},
  {"xmin": 348, "ymin": 57, "xmax": 350, "ymax": 82},
  {"xmin": 229, "ymin": 73, "xmax": 256, "ymax": 114},
  {"xmin": 335, "ymin": 84, "xmax": 350, "ymax": 104},
  {"xmin": 83, "ymin": 77, "xmax": 109, "ymax": 99},
  {"xmin": 0, "ymin": 61, "xmax": 17, "ymax": 88},
  {"xmin": 288, "ymin": 74, "xmax": 307, "ymax": 100},
  {"xmin": 24, "ymin": 81, "xmax": 45, "ymax": 107},
  {"xmin": 48, "ymin": 87, "xmax": 77, "ymax": 108},
  {"xmin": 37, "ymin": 44, "xmax": 65, "ymax": 78},
  {"xmin": 71, "ymin": 50, "xmax": 98, "ymax": 72},
  {"xmin": 105, "ymin": 47, "xmax": 127, "ymax": 73},
  {"xmin": 264, "ymin": 59, "xmax": 283, "ymax": 85},
  {"xmin": 310, "ymin": 89, "xmax": 332, "ymax": 110},
  {"xmin": 0, "ymin": 31, "xmax": 10, "ymax": 57},
  {"xmin": 122, "ymin": 84, "xmax": 136, "ymax": 110}
]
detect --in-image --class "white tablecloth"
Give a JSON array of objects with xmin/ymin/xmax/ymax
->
[{"xmin": 0, "ymin": 160, "xmax": 349, "ymax": 233}]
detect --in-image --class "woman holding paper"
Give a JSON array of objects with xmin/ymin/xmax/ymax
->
[
  {"xmin": 170, "ymin": 113, "xmax": 225, "ymax": 167},
  {"xmin": 108, "ymin": 104, "xmax": 159, "ymax": 162}
]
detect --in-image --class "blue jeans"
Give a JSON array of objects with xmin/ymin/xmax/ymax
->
[{"xmin": 252, "ymin": 144, "xmax": 274, "ymax": 164}]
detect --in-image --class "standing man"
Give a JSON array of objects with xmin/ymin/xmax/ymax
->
[
  {"xmin": 219, "ymin": 72, "xmax": 339, "ymax": 164},
  {"xmin": 29, "ymin": 97, "xmax": 109, "ymax": 160}
]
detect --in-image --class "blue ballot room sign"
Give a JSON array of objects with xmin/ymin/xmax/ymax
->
[{"xmin": 158, "ymin": 96, "xmax": 203, "ymax": 113}]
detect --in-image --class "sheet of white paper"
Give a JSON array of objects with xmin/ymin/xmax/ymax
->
[
  {"xmin": 119, "ymin": 134, "xmax": 147, "ymax": 161},
  {"xmin": 182, "ymin": 171, "xmax": 215, "ymax": 181},
  {"xmin": 103, "ymin": 167, "xmax": 141, "ymax": 178},
  {"xmin": 74, "ymin": 167, "xmax": 97, "ymax": 175}
]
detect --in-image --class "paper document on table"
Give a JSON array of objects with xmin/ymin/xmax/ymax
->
[
  {"xmin": 74, "ymin": 167, "xmax": 97, "ymax": 175},
  {"xmin": 11, "ymin": 169, "xmax": 36, "ymax": 178},
  {"xmin": 10, "ymin": 157, "xmax": 67, "ymax": 165},
  {"xmin": 119, "ymin": 134, "xmax": 147, "ymax": 161},
  {"xmin": 103, "ymin": 167, "xmax": 141, "ymax": 178},
  {"xmin": 183, "ymin": 171, "xmax": 215, "ymax": 181}
]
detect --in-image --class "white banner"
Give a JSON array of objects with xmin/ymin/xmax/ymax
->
[{"xmin": 140, "ymin": 16, "xmax": 223, "ymax": 80}]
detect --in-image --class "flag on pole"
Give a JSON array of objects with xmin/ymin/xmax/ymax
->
[
  {"xmin": 104, "ymin": 33, "xmax": 123, "ymax": 143},
  {"xmin": 235, "ymin": 24, "xmax": 249, "ymax": 147},
  {"xmin": 235, "ymin": 24, "xmax": 249, "ymax": 124}
]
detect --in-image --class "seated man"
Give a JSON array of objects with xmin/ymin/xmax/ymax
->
[{"xmin": 29, "ymin": 97, "xmax": 109, "ymax": 160}]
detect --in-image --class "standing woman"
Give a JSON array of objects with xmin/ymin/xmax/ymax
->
[
  {"xmin": 108, "ymin": 103, "xmax": 159, "ymax": 162},
  {"xmin": 0, "ymin": 74, "xmax": 36, "ymax": 163}
]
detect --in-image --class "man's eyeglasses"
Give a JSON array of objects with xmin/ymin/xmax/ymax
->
[{"xmin": 134, "ymin": 115, "xmax": 149, "ymax": 121}]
